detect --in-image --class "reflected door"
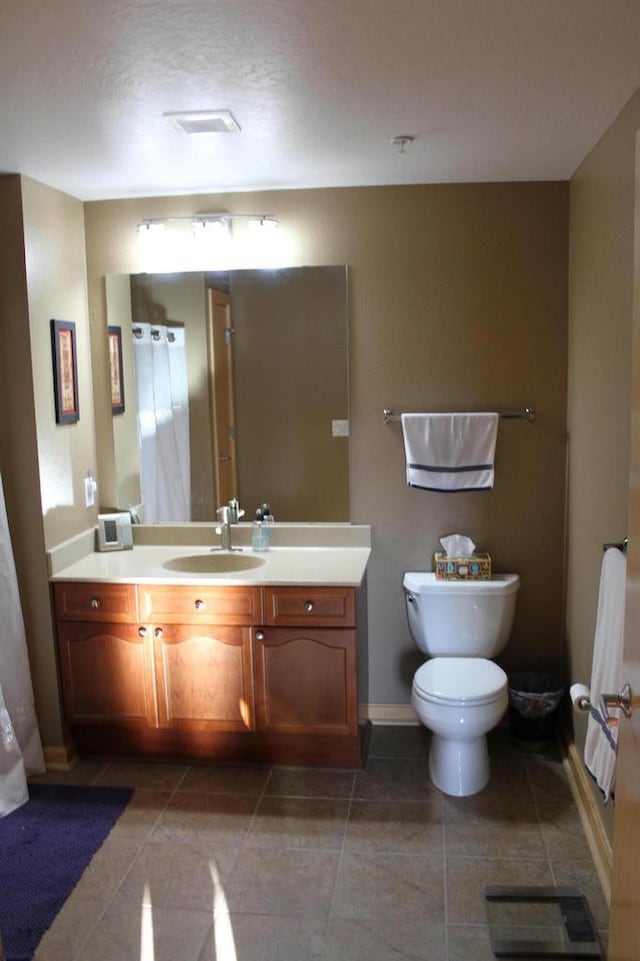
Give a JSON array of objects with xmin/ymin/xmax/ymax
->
[{"xmin": 207, "ymin": 288, "xmax": 238, "ymax": 506}]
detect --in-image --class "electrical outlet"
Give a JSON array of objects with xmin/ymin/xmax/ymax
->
[
  {"xmin": 332, "ymin": 419, "xmax": 349, "ymax": 437},
  {"xmin": 84, "ymin": 475, "xmax": 96, "ymax": 508}
]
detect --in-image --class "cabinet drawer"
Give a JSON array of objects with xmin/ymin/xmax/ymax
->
[
  {"xmin": 264, "ymin": 586, "xmax": 355, "ymax": 627},
  {"xmin": 53, "ymin": 582, "xmax": 138, "ymax": 622},
  {"xmin": 140, "ymin": 585, "xmax": 263, "ymax": 625}
]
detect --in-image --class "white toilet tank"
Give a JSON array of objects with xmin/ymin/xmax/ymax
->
[{"xmin": 403, "ymin": 572, "xmax": 520, "ymax": 658}]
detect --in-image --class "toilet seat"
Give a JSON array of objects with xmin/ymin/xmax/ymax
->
[{"xmin": 413, "ymin": 657, "xmax": 507, "ymax": 706}]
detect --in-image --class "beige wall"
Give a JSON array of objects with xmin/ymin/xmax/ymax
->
[
  {"xmin": 567, "ymin": 88, "xmax": 640, "ymax": 838},
  {"xmin": 85, "ymin": 182, "xmax": 569, "ymax": 704},
  {"xmin": 0, "ymin": 174, "xmax": 94, "ymax": 746},
  {"xmin": 21, "ymin": 176, "xmax": 97, "ymax": 548}
]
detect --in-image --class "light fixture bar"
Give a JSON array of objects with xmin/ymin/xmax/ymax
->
[{"xmin": 137, "ymin": 214, "xmax": 277, "ymax": 229}]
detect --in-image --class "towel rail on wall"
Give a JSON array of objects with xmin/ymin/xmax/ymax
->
[
  {"xmin": 382, "ymin": 407, "xmax": 536, "ymax": 425},
  {"xmin": 603, "ymin": 538, "xmax": 628, "ymax": 553}
]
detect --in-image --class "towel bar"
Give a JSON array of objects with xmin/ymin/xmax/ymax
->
[
  {"xmin": 602, "ymin": 538, "xmax": 627, "ymax": 553},
  {"xmin": 382, "ymin": 407, "xmax": 535, "ymax": 425}
]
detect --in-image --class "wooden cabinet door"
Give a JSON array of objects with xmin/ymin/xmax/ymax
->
[
  {"xmin": 154, "ymin": 624, "xmax": 255, "ymax": 732},
  {"xmin": 254, "ymin": 627, "xmax": 357, "ymax": 736},
  {"xmin": 57, "ymin": 621, "xmax": 157, "ymax": 727}
]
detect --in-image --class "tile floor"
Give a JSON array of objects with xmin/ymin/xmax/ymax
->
[{"xmin": 31, "ymin": 726, "xmax": 608, "ymax": 961}]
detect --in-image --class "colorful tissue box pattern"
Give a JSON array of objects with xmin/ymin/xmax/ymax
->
[{"xmin": 433, "ymin": 551, "xmax": 491, "ymax": 580}]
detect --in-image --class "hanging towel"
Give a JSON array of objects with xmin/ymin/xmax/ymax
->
[
  {"xmin": 400, "ymin": 412, "xmax": 499, "ymax": 492},
  {"xmin": 584, "ymin": 547, "xmax": 627, "ymax": 802}
]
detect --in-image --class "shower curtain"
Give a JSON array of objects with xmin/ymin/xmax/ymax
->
[
  {"xmin": 0, "ymin": 471, "xmax": 45, "ymax": 817},
  {"xmin": 133, "ymin": 323, "xmax": 191, "ymax": 523}
]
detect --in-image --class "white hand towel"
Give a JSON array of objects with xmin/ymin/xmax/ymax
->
[
  {"xmin": 584, "ymin": 547, "xmax": 627, "ymax": 802},
  {"xmin": 400, "ymin": 412, "xmax": 499, "ymax": 491}
]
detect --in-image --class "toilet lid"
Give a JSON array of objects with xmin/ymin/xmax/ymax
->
[{"xmin": 413, "ymin": 657, "xmax": 507, "ymax": 704}]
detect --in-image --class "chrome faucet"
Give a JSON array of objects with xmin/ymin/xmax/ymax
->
[
  {"xmin": 227, "ymin": 498, "xmax": 245, "ymax": 524},
  {"xmin": 214, "ymin": 506, "xmax": 233, "ymax": 551}
]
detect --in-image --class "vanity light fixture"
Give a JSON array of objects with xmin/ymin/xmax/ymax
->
[
  {"xmin": 248, "ymin": 215, "xmax": 279, "ymax": 231},
  {"xmin": 137, "ymin": 214, "xmax": 278, "ymax": 232},
  {"xmin": 136, "ymin": 220, "xmax": 169, "ymax": 266},
  {"xmin": 136, "ymin": 214, "xmax": 282, "ymax": 269},
  {"xmin": 163, "ymin": 109, "xmax": 241, "ymax": 135},
  {"xmin": 192, "ymin": 216, "xmax": 232, "ymax": 239},
  {"xmin": 137, "ymin": 221, "xmax": 166, "ymax": 237},
  {"xmin": 192, "ymin": 216, "xmax": 232, "ymax": 262}
]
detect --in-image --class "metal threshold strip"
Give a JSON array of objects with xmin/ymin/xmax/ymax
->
[{"xmin": 484, "ymin": 886, "xmax": 603, "ymax": 959}]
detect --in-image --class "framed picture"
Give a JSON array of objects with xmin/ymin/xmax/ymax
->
[
  {"xmin": 108, "ymin": 325, "xmax": 125, "ymax": 415},
  {"xmin": 50, "ymin": 319, "xmax": 79, "ymax": 424}
]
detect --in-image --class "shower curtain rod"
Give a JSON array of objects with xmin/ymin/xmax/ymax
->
[{"xmin": 382, "ymin": 407, "xmax": 536, "ymax": 425}]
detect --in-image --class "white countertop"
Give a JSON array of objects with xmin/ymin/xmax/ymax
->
[{"xmin": 50, "ymin": 544, "xmax": 371, "ymax": 587}]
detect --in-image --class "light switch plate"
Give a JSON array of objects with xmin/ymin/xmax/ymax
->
[
  {"xmin": 84, "ymin": 476, "xmax": 96, "ymax": 507},
  {"xmin": 332, "ymin": 419, "xmax": 349, "ymax": 437}
]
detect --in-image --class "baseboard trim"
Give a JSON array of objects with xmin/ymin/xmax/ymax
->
[
  {"xmin": 42, "ymin": 742, "xmax": 77, "ymax": 771},
  {"xmin": 365, "ymin": 703, "xmax": 419, "ymax": 725},
  {"xmin": 563, "ymin": 739, "xmax": 612, "ymax": 906}
]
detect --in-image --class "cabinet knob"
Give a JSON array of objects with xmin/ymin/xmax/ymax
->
[
  {"xmin": 194, "ymin": 599, "xmax": 205, "ymax": 611},
  {"xmin": 90, "ymin": 598, "xmax": 101, "ymax": 609},
  {"xmin": 138, "ymin": 626, "xmax": 147, "ymax": 637},
  {"xmin": 154, "ymin": 627, "xmax": 164, "ymax": 639},
  {"xmin": 255, "ymin": 630, "xmax": 265, "ymax": 641},
  {"xmin": 304, "ymin": 600, "xmax": 314, "ymax": 613}
]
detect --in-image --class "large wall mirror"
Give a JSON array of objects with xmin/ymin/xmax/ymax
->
[{"xmin": 105, "ymin": 266, "xmax": 350, "ymax": 523}]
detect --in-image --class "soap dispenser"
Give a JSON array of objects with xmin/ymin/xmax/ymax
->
[
  {"xmin": 252, "ymin": 509, "xmax": 270, "ymax": 551},
  {"xmin": 257, "ymin": 503, "xmax": 275, "ymax": 524}
]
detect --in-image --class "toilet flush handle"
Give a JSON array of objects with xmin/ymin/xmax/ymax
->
[{"xmin": 405, "ymin": 590, "xmax": 417, "ymax": 604}]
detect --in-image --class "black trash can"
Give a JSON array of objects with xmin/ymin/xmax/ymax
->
[{"xmin": 508, "ymin": 672, "xmax": 564, "ymax": 751}]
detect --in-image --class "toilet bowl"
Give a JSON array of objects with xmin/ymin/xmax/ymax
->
[
  {"xmin": 412, "ymin": 657, "xmax": 508, "ymax": 796},
  {"xmin": 403, "ymin": 571, "xmax": 519, "ymax": 797}
]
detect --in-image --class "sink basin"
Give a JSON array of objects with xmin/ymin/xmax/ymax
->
[{"xmin": 163, "ymin": 552, "xmax": 267, "ymax": 574}]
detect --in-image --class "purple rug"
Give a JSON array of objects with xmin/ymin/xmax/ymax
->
[{"xmin": 0, "ymin": 782, "xmax": 133, "ymax": 961}]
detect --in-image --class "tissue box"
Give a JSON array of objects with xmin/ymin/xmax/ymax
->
[{"xmin": 433, "ymin": 552, "xmax": 491, "ymax": 580}]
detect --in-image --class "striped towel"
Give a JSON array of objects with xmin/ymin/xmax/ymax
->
[{"xmin": 401, "ymin": 412, "xmax": 499, "ymax": 491}]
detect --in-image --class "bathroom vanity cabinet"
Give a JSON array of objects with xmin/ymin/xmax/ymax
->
[
  {"xmin": 52, "ymin": 580, "xmax": 362, "ymax": 767},
  {"xmin": 255, "ymin": 586, "xmax": 357, "ymax": 737}
]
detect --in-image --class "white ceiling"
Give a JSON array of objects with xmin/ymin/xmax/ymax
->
[{"xmin": 2, "ymin": 0, "xmax": 640, "ymax": 202}]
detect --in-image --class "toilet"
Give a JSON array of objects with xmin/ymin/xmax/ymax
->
[{"xmin": 403, "ymin": 572, "xmax": 520, "ymax": 796}]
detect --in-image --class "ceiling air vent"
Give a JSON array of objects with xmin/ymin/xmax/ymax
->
[{"xmin": 164, "ymin": 110, "xmax": 241, "ymax": 135}]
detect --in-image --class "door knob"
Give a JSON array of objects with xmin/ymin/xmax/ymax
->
[{"xmin": 600, "ymin": 683, "xmax": 633, "ymax": 726}]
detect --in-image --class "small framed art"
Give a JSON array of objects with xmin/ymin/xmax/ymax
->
[
  {"xmin": 108, "ymin": 325, "xmax": 125, "ymax": 415},
  {"xmin": 51, "ymin": 319, "xmax": 79, "ymax": 424}
]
